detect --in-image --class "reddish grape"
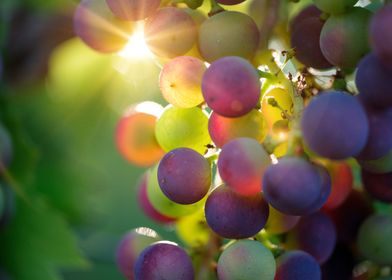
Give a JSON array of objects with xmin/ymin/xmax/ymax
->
[
  {"xmin": 205, "ymin": 185, "xmax": 269, "ymax": 239},
  {"xmin": 202, "ymin": 56, "xmax": 261, "ymax": 117},
  {"xmin": 158, "ymin": 148, "xmax": 211, "ymax": 204},
  {"xmin": 290, "ymin": 5, "xmax": 322, "ymax": 32},
  {"xmin": 144, "ymin": 7, "xmax": 197, "ymax": 58},
  {"xmin": 106, "ymin": 0, "xmax": 160, "ymax": 21}
]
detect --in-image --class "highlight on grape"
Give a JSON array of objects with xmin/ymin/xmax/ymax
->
[{"xmin": 72, "ymin": 0, "xmax": 392, "ymax": 278}]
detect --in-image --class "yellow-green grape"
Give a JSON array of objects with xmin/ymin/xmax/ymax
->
[
  {"xmin": 273, "ymin": 142, "xmax": 288, "ymax": 158},
  {"xmin": 146, "ymin": 165, "xmax": 204, "ymax": 218},
  {"xmin": 261, "ymin": 87, "xmax": 293, "ymax": 130},
  {"xmin": 264, "ymin": 205, "xmax": 300, "ymax": 234},
  {"xmin": 176, "ymin": 209, "xmax": 210, "ymax": 247},
  {"xmin": 155, "ymin": 106, "xmax": 211, "ymax": 154},
  {"xmin": 159, "ymin": 56, "xmax": 206, "ymax": 108}
]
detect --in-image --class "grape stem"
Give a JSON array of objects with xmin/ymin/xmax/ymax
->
[{"xmin": 208, "ymin": 0, "xmax": 224, "ymax": 16}]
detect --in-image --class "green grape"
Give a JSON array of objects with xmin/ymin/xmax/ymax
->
[
  {"xmin": 313, "ymin": 0, "xmax": 358, "ymax": 14},
  {"xmin": 176, "ymin": 208, "xmax": 210, "ymax": 247},
  {"xmin": 155, "ymin": 106, "xmax": 211, "ymax": 154},
  {"xmin": 146, "ymin": 165, "xmax": 204, "ymax": 218},
  {"xmin": 217, "ymin": 239, "xmax": 276, "ymax": 280}
]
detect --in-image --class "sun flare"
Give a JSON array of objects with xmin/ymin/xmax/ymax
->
[{"xmin": 118, "ymin": 24, "xmax": 153, "ymax": 59}]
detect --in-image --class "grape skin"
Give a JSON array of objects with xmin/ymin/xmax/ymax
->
[
  {"xmin": 204, "ymin": 185, "xmax": 269, "ymax": 239},
  {"xmin": 217, "ymin": 0, "xmax": 246, "ymax": 5},
  {"xmin": 134, "ymin": 242, "xmax": 194, "ymax": 280},
  {"xmin": 217, "ymin": 240, "xmax": 276, "ymax": 280},
  {"xmin": 157, "ymin": 148, "xmax": 211, "ymax": 204},
  {"xmin": 264, "ymin": 205, "xmax": 300, "ymax": 234},
  {"xmin": 202, "ymin": 56, "xmax": 261, "ymax": 118},
  {"xmin": 301, "ymin": 91, "xmax": 369, "ymax": 160},
  {"xmin": 275, "ymin": 251, "xmax": 321, "ymax": 280},
  {"xmin": 290, "ymin": 5, "xmax": 322, "ymax": 33},
  {"xmin": 106, "ymin": 0, "xmax": 160, "ymax": 21},
  {"xmin": 370, "ymin": 4, "xmax": 392, "ymax": 65}
]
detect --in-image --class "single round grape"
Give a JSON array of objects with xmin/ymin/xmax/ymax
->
[
  {"xmin": 264, "ymin": 205, "xmax": 300, "ymax": 234},
  {"xmin": 275, "ymin": 251, "xmax": 321, "ymax": 280},
  {"xmin": 306, "ymin": 163, "xmax": 332, "ymax": 213},
  {"xmin": 208, "ymin": 110, "xmax": 267, "ymax": 148},
  {"xmin": 217, "ymin": 138, "xmax": 270, "ymax": 196},
  {"xmin": 159, "ymin": 56, "xmax": 206, "ymax": 108},
  {"xmin": 290, "ymin": 5, "xmax": 322, "ymax": 33},
  {"xmin": 370, "ymin": 4, "xmax": 392, "ymax": 65},
  {"xmin": 261, "ymin": 87, "xmax": 293, "ymax": 130},
  {"xmin": 217, "ymin": 0, "xmax": 246, "ymax": 5},
  {"xmin": 313, "ymin": 0, "xmax": 358, "ymax": 14},
  {"xmin": 286, "ymin": 212, "xmax": 337, "ymax": 264},
  {"xmin": 263, "ymin": 157, "xmax": 323, "ymax": 216},
  {"xmin": 74, "ymin": 0, "xmax": 134, "ymax": 53},
  {"xmin": 116, "ymin": 227, "xmax": 160, "ymax": 279},
  {"xmin": 198, "ymin": 11, "xmax": 259, "ymax": 62},
  {"xmin": 356, "ymin": 53, "xmax": 392, "ymax": 108},
  {"xmin": 155, "ymin": 106, "xmax": 211, "ymax": 154},
  {"xmin": 291, "ymin": 17, "xmax": 332, "ymax": 69},
  {"xmin": 137, "ymin": 173, "xmax": 177, "ymax": 224},
  {"xmin": 357, "ymin": 106, "xmax": 392, "ymax": 161},
  {"xmin": 158, "ymin": 148, "xmax": 211, "ymax": 204},
  {"xmin": 202, "ymin": 56, "xmax": 260, "ymax": 117},
  {"xmin": 301, "ymin": 91, "xmax": 369, "ymax": 160},
  {"xmin": 116, "ymin": 104, "xmax": 165, "ymax": 167},
  {"xmin": 320, "ymin": 8, "xmax": 371, "ymax": 69},
  {"xmin": 358, "ymin": 214, "xmax": 392, "ymax": 265},
  {"xmin": 134, "ymin": 241, "xmax": 194, "ymax": 280},
  {"xmin": 361, "ymin": 170, "xmax": 392, "ymax": 203},
  {"xmin": 217, "ymin": 240, "xmax": 276, "ymax": 280},
  {"xmin": 323, "ymin": 161, "xmax": 353, "ymax": 210},
  {"xmin": 147, "ymin": 165, "xmax": 204, "ymax": 218},
  {"xmin": 106, "ymin": 0, "xmax": 160, "ymax": 21},
  {"xmin": 205, "ymin": 185, "xmax": 269, "ymax": 239},
  {"xmin": 0, "ymin": 123, "xmax": 13, "ymax": 168},
  {"xmin": 176, "ymin": 209, "xmax": 210, "ymax": 247},
  {"xmin": 144, "ymin": 7, "xmax": 197, "ymax": 58},
  {"xmin": 327, "ymin": 190, "xmax": 373, "ymax": 243}
]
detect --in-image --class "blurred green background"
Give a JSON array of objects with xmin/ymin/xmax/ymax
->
[{"xmin": 0, "ymin": 0, "xmax": 177, "ymax": 279}]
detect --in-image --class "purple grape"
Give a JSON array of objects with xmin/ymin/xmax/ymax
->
[
  {"xmin": 262, "ymin": 157, "xmax": 324, "ymax": 216},
  {"xmin": 301, "ymin": 91, "xmax": 369, "ymax": 160},
  {"xmin": 286, "ymin": 212, "xmax": 337, "ymax": 264},
  {"xmin": 134, "ymin": 241, "xmax": 194, "ymax": 280},
  {"xmin": 116, "ymin": 228, "xmax": 160, "ymax": 279},
  {"xmin": 320, "ymin": 8, "xmax": 371, "ymax": 69},
  {"xmin": 157, "ymin": 148, "xmax": 211, "ymax": 204},
  {"xmin": 290, "ymin": 5, "xmax": 322, "ymax": 33},
  {"xmin": 106, "ymin": 0, "xmax": 161, "ymax": 21},
  {"xmin": 370, "ymin": 4, "xmax": 392, "ymax": 65},
  {"xmin": 204, "ymin": 185, "xmax": 269, "ymax": 239},
  {"xmin": 290, "ymin": 17, "xmax": 332, "ymax": 69},
  {"xmin": 356, "ymin": 53, "xmax": 392, "ymax": 108},
  {"xmin": 202, "ymin": 56, "xmax": 261, "ymax": 117},
  {"xmin": 275, "ymin": 251, "xmax": 321, "ymax": 280},
  {"xmin": 217, "ymin": 138, "xmax": 270, "ymax": 196},
  {"xmin": 306, "ymin": 164, "xmax": 332, "ymax": 213},
  {"xmin": 361, "ymin": 169, "xmax": 392, "ymax": 203},
  {"xmin": 357, "ymin": 106, "xmax": 392, "ymax": 161}
]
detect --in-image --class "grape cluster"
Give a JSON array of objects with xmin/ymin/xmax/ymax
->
[{"xmin": 73, "ymin": 0, "xmax": 392, "ymax": 279}]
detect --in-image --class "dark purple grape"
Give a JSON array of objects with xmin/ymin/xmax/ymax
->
[
  {"xmin": 356, "ymin": 53, "xmax": 392, "ymax": 108},
  {"xmin": 262, "ymin": 157, "xmax": 324, "ymax": 216},
  {"xmin": 134, "ymin": 241, "xmax": 194, "ymax": 280},
  {"xmin": 290, "ymin": 5, "xmax": 322, "ymax": 32},
  {"xmin": 370, "ymin": 4, "xmax": 392, "ymax": 65},
  {"xmin": 326, "ymin": 190, "xmax": 373, "ymax": 244},
  {"xmin": 275, "ymin": 251, "xmax": 321, "ymax": 280},
  {"xmin": 204, "ymin": 185, "xmax": 269, "ymax": 239},
  {"xmin": 116, "ymin": 228, "xmax": 160, "ymax": 279},
  {"xmin": 0, "ymin": 123, "xmax": 13, "ymax": 169},
  {"xmin": 286, "ymin": 212, "xmax": 337, "ymax": 264},
  {"xmin": 217, "ymin": 0, "xmax": 245, "ymax": 4},
  {"xmin": 217, "ymin": 138, "xmax": 270, "ymax": 196},
  {"xmin": 144, "ymin": 7, "xmax": 197, "ymax": 58},
  {"xmin": 361, "ymin": 169, "xmax": 392, "ymax": 203},
  {"xmin": 157, "ymin": 148, "xmax": 211, "ymax": 204},
  {"xmin": 291, "ymin": 17, "xmax": 332, "ymax": 69},
  {"xmin": 301, "ymin": 91, "xmax": 369, "ymax": 160},
  {"xmin": 307, "ymin": 164, "xmax": 332, "ymax": 213},
  {"xmin": 321, "ymin": 243, "xmax": 355, "ymax": 280},
  {"xmin": 106, "ymin": 0, "xmax": 161, "ymax": 21},
  {"xmin": 202, "ymin": 56, "xmax": 261, "ymax": 117},
  {"xmin": 357, "ymin": 106, "xmax": 392, "ymax": 161},
  {"xmin": 320, "ymin": 8, "xmax": 371, "ymax": 69}
]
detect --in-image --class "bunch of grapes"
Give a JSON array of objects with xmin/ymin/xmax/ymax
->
[{"xmin": 73, "ymin": 0, "xmax": 392, "ymax": 279}]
